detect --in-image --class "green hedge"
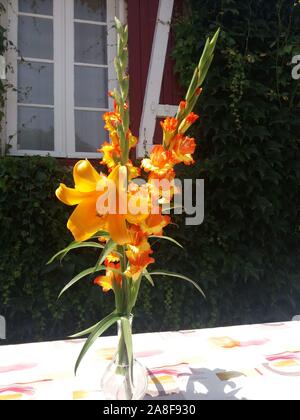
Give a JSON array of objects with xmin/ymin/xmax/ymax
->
[
  {"xmin": 0, "ymin": 156, "xmax": 115, "ymax": 344},
  {"xmin": 168, "ymin": 0, "xmax": 300, "ymax": 325},
  {"xmin": 0, "ymin": 156, "xmax": 204, "ymax": 344}
]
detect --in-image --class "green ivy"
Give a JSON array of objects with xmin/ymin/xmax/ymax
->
[
  {"xmin": 0, "ymin": 1, "xmax": 6, "ymax": 143},
  {"xmin": 0, "ymin": 1, "xmax": 12, "ymax": 155},
  {"xmin": 0, "ymin": 156, "xmax": 202, "ymax": 344},
  {"xmin": 0, "ymin": 156, "xmax": 116, "ymax": 343},
  {"xmin": 167, "ymin": 0, "xmax": 300, "ymax": 326}
]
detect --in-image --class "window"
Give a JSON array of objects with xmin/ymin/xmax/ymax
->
[{"xmin": 6, "ymin": 0, "xmax": 120, "ymax": 158}]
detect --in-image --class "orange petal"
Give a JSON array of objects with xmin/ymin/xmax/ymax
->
[
  {"xmin": 73, "ymin": 160, "xmax": 101, "ymax": 193},
  {"xmin": 67, "ymin": 197, "xmax": 105, "ymax": 241},
  {"xmin": 55, "ymin": 183, "xmax": 94, "ymax": 206},
  {"xmin": 106, "ymin": 214, "xmax": 130, "ymax": 245},
  {"xmin": 126, "ymin": 239, "xmax": 155, "ymax": 278},
  {"xmin": 141, "ymin": 213, "xmax": 170, "ymax": 236},
  {"xmin": 94, "ymin": 275, "xmax": 113, "ymax": 292}
]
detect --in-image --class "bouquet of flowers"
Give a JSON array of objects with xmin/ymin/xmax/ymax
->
[{"xmin": 50, "ymin": 19, "xmax": 219, "ymax": 400}]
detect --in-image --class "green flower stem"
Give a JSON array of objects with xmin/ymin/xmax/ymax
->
[
  {"xmin": 129, "ymin": 274, "xmax": 142, "ymax": 311},
  {"xmin": 114, "ymin": 18, "xmax": 130, "ymax": 165},
  {"xmin": 175, "ymin": 28, "xmax": 220, "ymax": 123},
  {"xmin": 115, "ymin": 316, "xmax": 133, "ymax": 400},
  {"xmin": 113, "ymin": 245, "xmax": 134, "ymax": 399}
]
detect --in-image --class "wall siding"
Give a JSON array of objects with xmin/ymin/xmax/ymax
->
[{"xmin": 127, "ymin": 0, "xmax": 182, "ymax": 147}]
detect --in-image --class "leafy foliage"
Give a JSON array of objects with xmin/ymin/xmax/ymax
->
[
  {"xmin": 0, "ymin": 156, "xmax": 205, "ymax": 344},
  {"xmin": 0, "ymin": 156, "xmax": 116, "ymax": 344},
  {"xmin": 166, "ymin": 0, "xmax": 300, "ymax": 326},
  {"xmin": 0, "ymin": 1, "xmax": 7, "ymax": 150}
]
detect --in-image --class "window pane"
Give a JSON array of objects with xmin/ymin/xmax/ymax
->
[
  {"xmin": 18, "ymin": 61, "xmax": 53, "ymax": 105},
  {"xmin": 18, "ymin": 106, "xmax": 54, "ymax": 151},
  {"xmin": 74, "ymin": 0, "xmax": 106, "ymax": 22},
  {"xmin": 19, "ymin": 0, "xmax": 53, "ymax": 16},
  {"xmin": 18, "ymin": 16, "xmax": 53, "ymax": 60},
  {"xmin": 75, "ymin": 66, "xmax": 107, "ymax": 108},
  {"xmin": 75, "ymin": 23, "xmax": 107, "ymax": 65},
  {"xmin": 75, "ymin": 110, "xmax": 106, "ymax": 152}
]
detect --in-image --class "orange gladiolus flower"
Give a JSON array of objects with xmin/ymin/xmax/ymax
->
[
  {"xmin": 141, "ymin": 213, "xmax": 171, "ymax": 236},
  {"xmin": 169, "ymin": 135, "xmax": 196, "ymax": 165},
  {"xmin": 160, "ymin": 117, "xmax": 178, "ymax": 147},
  {"xmin": 126, "ymin": 160, "xmax": 141, "ymax": 180},
  {"xmin": 141, "ymin": 145, "xmax": 175, "ymax": 178},
  {"xmin": 126, "ymin": 239, "xmax": 155, "ymax": 280},
  {"xmin": 100, "ymin": 142, "xmax": 139, "ymax": 179},
  {"xmin": 128, "ymin": 224, "xmax": 145, "ymax": 247},
  {"xmin": 99, "ymin": 141, "xmax": 121, "ymax": 169},
  {"xmin": 161, "ymin": 117, "xmax": 178, "ymax": 132},
  {"xmin": 100, "ymin": 109, "xmax": 122, "ymax": 169},
  {"xmin": 94, "ymin": 258, "xmax": 122, "ymax": 292},
  {"xmin": 179, "ymin": 100, "xmax": 187, "ymax": 111},
  {"xmin": 127, "ymin": 131, "xmax": 138, "ymax": 149},
  {"xmin": 195, "ymin": 87, "xmax": 202, "ymax": 96},
  {"xmin": 105, "ymin": 252, "xmax": 120, "ymax": 263},
  {"xmin": 178, "ymin": 112, "xmax": 199, "ymax": 134},
  {"xmin": 103, "ymin": 111, "xmax": 122, "ymax": 137},
  {"xmin": 126, "ymin": 182, "xmax": 151, "ymax": 225},
  {"xmin": 101, "ymin": 105, "xmax": 138, "ymax": 176}
]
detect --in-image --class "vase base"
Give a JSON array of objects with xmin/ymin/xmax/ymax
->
[{"xmin": 101, "ymin": 358, "xmax": 148, "ymax": 400}]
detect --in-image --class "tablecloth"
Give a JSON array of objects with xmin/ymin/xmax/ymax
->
[{"xmin": 1, "ymin": 321, "xmax": 300, "ymax": 400}]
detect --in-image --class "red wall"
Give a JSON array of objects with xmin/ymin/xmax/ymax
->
[{"xmin": 127, "ymin": 0, "xmax": 182, "ymax": 145}]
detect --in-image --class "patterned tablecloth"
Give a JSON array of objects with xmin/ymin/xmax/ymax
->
[{"xmin": 0, "ymin": 321, "xmax": 300, "ymax": 400}]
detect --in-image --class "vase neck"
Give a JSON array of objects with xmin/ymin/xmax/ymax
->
[
  {"xmin": 116, "ymin": 314, "xmax": 133, "ymax": 336},
  {"xmin": 115, "ymin": 314, "xmax": 133, "ymax": 368}
]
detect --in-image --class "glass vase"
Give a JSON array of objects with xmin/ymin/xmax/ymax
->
[{"xmin": 100, "ymin": 315, "xmax": 148, "ymax": 400}]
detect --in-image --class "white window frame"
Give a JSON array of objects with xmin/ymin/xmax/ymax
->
[
  {"xmin": 137, "ymin": 0, "xmax": 177, "ymax": 157},
  {"xmin": 6, "ymin": 0, "xmax": 125, "ymax": 158}
]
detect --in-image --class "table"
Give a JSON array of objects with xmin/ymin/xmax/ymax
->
[{"xmin": 0, "ymin": 321, "xmax": 300, "ymax": 400}]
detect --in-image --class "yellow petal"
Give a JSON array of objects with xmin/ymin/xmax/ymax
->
[
  {"xmin": 74, "ymin": 160, "xmax": 101, "ymax": 192},
  {"xmin": 55, "ymin": 183, "xmax": 94, "ymax": 206},
  {"xmin": 106, "ymin": 214, "xmax": 130, "ymax": 245},
  {"xmin": 105, "ymin": 165, "xmax": 131, "ymax": 244},
  {"xmin": 94, "ymin": 275, "xmax": 113, "ymax": 292},
  {"xmin": 67, "ymin": 197, "xmax": 105, "ymax": 241},
  {"xmin": 107, "ymin": 164, "xmax": 122, "ymax": 182}
]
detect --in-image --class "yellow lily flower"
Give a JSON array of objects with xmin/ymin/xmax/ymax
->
[{"xmin": 56, "ymin": 160, "xmax": 130, "ymax": 244}]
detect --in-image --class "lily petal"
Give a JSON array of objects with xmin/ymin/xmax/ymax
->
[
  {"xmin": 106, "ymin": 214, "xmax": 130, "ymax": 245},
  {"xmin": 67, "ymin": 197, "xmax": 106, "ymax": 241},
  {"xmin": 74, "ymin": 160, "xmax": 101, "ymax": 192},
  {"xmin": 55, "ymin": 183, "xmax": 94, "ymax": 206}
]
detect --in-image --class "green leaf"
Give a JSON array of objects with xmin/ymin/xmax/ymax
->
[
  {"xmin": 149, "ymin": 235, "xmax": 184, "ymax": 249},
  {"xmin": 58, "ymin": 265, "xmax": 106, "ymax": 299},
  {"xmin": 149, "ymin": 270, "xmax": 205, "ymax": 297},
  {"xmin": 75, "ymin": 312, "xmax": 120, "ymax": 374},
  {"xmin": 94, "ymin": 238, "xmax": 116, "ymax": 271},
  {"xmin": 143, "ymin": 269, "xmax": 155, "ymax": 287},
  {"xmin": 90, "ymin": 231, "xmax": 110, "ymax": 240},
  {"xmin": 121, "ymin": 316, "xmax": 133, "ymax": 383},
  {"xmin": 47, "ymin": 241, "xmax": 104, "ymax": 265},
  {"xmin": 70, "ymin": 310, "xmax": 117, "ymax": 338},
  {"xmin": 129, "ymin": 273, "xmax": 143, "ymax": 309},
  {"xmin": 121, "ymin": 317, "xmax": 133, "ymax": 363},
  {"xmin": 69, "ymin": 323, "xmax": 99, "ymax": 339},
  {"xmin": 209, "ymin": 28, "xmax": 220, "ymax": 50}
]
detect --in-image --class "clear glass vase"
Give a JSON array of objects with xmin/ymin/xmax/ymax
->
[{"xmin": 100, "ymin": 315, "xmax": 148, "ymax": 400}]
